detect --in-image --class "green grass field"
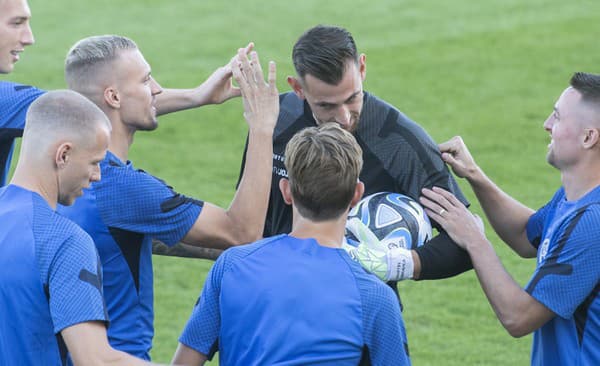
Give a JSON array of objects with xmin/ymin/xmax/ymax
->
[{"xmin": 9, "ymin": 0, "xmax": 600, "ymax": 364}]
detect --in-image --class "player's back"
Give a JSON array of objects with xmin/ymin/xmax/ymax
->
[
  {"xmin": 0, "ymin": 185, "xmax": 71, "ymax": 365},
  {"xmin": 218, "ymin": 235, "xmax": 410, "ymax": 365}
]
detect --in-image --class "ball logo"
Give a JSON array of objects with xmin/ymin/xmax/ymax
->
[{"xmin": 381, "ymin": 228, "xmax": 412, "ymax": 249}]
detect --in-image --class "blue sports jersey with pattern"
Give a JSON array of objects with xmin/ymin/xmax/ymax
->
[
  {"xmin": 0, "ymin": 185, "xmax": 107, "ymax": 365},
  {"xmin": 526, "ymin": 186, "xmax": 600, "ymax": 366},
  {"xmin": 58, "ymin": 150, "xmax": 203, "ymax": 359},
  {"xmin": 0, "ymin": 81, "xmax": 45, "ymax": 185},
  {"xmin": 180, "ymin": 234, "xmax": 411, "ymax": 366}
]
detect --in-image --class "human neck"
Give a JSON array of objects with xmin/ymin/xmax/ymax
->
[
  {"xmin": 108, "ymin": 119, "xmax": 135, "ymax": 163},
  {"xmin": 10, "ymin": 161, "xmax": 57, "ymax": 209},
  {"xmin": 561, "ymin": 163, "xmax": 600, "ymax": 201},
  {"xmin": 289, "ymin": 214, "xmax": 347, "ymax": 248}
]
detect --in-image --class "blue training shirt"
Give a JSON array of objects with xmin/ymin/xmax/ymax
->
[
  {"xmin": 0, "ymin": 81, "xmax": 45, "ymax": 186},
  {"xmin": 0, "ymin": 185, "xmax": 107, "ymax": 365},
  {"xmin": 526, "ymin": 186, "xmax": 600, "ymax": 366},
  {"xmin": 58, "ymin": 150, "xmax": 203, "ymax": 360},
  {"xmin": 179, "ymin": 234, "xmax": 411, "ymax": 366}
]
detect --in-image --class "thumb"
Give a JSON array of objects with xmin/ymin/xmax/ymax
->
[
  {"xmin": 229, "ymin": 86, "xmax": 242, "ymax": 98},
  {"xmin": 346, "ymin": 218, "xmax": 381, "ymax": 250}
]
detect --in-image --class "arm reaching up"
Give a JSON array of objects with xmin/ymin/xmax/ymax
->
[
  {"xmin": 182, "ymin": 49, "xmax": 279, "ymax": 248},
  {"xmin": 438, "ymin": 136, "xmax": 536, "ymax": 257},
  {"xmin": 155, "ymin": 43, "xmax": 254, "ymax": 115}
]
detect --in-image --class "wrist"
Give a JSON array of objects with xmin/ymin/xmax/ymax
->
[
  {"xmin": 386, "ymin": 247, "xmax": 414, "ymax": 281},
  {"xmin": 190, "ymin": 86, "xmax": 211, "ymax": 107},
  {"xmin": 248, "ymin": 122, "xmax": 276, "ymax": 137},
  {"xmin": 411, "ymin": 250, "xmax": 421, "ymax": 279},
  {"xmin": 464, "ymin": 235, "xmax": 492, "ymax": 255},
  {"xmin": 465, "ymin": 166, "xmax": 487, "ymax": 188}
]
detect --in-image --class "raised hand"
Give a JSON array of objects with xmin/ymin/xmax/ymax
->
[
  {"xmin": 195, "ymin": 43, "xmax": 254, "ymax": 105},
  {"xmin": 438, "ymin": 136, "xmax": 480, "ymax": 180},
  {"xmin": 420, "ymin": 187, "xmax": 486, "ymax": 251},
  {"xmin": 232, "ymin": 48, "xmax": 279, "ymax": 133}
]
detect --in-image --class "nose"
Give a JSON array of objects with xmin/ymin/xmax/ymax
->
[
  {"xmin": 543, "ymin": 113, "xmax": 553, "ymax": 133},
  {"xmin": 21, "ymin": 23, "xmax": 35, "ymax": 46},
  {"xmin": 150, "ymin": 77, "xmax": 163, "ymax": 96},
  {"xmin": 335, "ymin": 106, "xmax": 352, "ymax": 128}
]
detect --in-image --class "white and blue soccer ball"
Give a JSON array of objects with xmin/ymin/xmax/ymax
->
[{"xmin": 346, "ymin": 192, "xmax": 433, "ymax": 250}]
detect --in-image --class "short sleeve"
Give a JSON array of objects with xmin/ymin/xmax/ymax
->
[
  {"xmin": 0, "ymin": 82, "xmax": 45, "ymax": 130},
  {"xmin": 96, "ymin": 164, "xmax": 203, "ymax": 246},
  {"xmin": 179, "ymin": 251, "xmax": 230, "ymax": 359},
  {"xmin": 526, "ymin": 207, "xmax": 600, "ymax": 318},
  {"xmin": 47, "ymin": 228, "xmax": 108, "ymax": 333}
]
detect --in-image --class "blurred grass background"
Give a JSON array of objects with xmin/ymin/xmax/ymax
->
[{"xmin": 7, "ymin": 0, "xmax": 600, "ymax": 364}]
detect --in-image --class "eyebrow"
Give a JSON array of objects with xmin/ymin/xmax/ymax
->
[
  {"xmin": 10, "ymin": 16, "xmax": 30, "ymax": 22},
  {"xmin": 315, "ymin": 90, "xmax": 362, "ymax": 107}
]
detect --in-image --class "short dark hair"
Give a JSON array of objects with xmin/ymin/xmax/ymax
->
[
  {"xmin": 285, "ymin": 123, "xmax": 363, "ymax": 221},
  {"xmin": 292, "ymin": 25, "xmax": 359, "ymax": 85},
  {"xmin": 570, "ymin": 72, "xmax": 600, "ymax": 103}
]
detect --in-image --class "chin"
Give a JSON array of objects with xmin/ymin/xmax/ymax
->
[
  {"xmin": 0, "ymin": 64, "xmax": 13, "ymax": 74},
  {"xmin": 58, "ymin": 197, "xmax": 74, "ymax": 207},
  {"xmin": 139, "ymin": 120, "xmax": 158, "ymax": 131}
]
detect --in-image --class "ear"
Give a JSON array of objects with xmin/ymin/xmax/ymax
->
[
  {"xmin": 103, "ymin": 86, "xmax": 120, "ymax": 109},
  {"xmin": 358, "ymin": 53, "xmax": 366, "ymax": 82},
  {"xmin": 349, "ymin": 181, "xmax": 365, "ymax": 208},
  {"xmin": 279, "ymin": 178, "xmax": 293, "ymax": 205},
  {"xmin": 287, "ymin": 76, "xmax": 305, "ymax": 100},
  {"xmin": 583, "ymin": 128, "xmax": 600, "ymax": 149},
  {"xmin": 55, "ymin": 142, "xmax": 72, "ymax": 169}
]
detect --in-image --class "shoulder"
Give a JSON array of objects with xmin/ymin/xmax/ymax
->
[
  {"xmin": 32, "ymin": 196, "xmax": 95, "ymax": 255},
  {"xmin": 566, "ymin": 201, "xmax": 600, "ymax": 238},
  {"xmin": 358, "ymin": 92, "xmax": 436, "ymax": 147},
  {"xmin": 0, "ymin": 81, "xmax": 45, "ymax": 107},
  {"xmin": 275, "ymin": 92, "xmax": 314, "ymax": 140},
  {"xmin": 221, "ymin": 235, "xmax": 286, "ymax": 265},
  {"xmin": 96, "ymin": 153, "xmax": 175, "ymax": 198}
]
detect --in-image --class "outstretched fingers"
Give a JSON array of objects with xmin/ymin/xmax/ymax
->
[
  {"xmin": 249, "ymin": 51, "xmax": 265, "ymax": 86},
  {"xmin": 268, "ymin": 61, "xmax": 277, "ymax": 90}
]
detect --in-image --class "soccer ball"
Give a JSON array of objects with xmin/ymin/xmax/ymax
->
[{"xmin": 346, "ymin": 192, "xmax": 433, "ymax": 250}]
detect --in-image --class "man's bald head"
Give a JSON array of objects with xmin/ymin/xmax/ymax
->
[{"xmin": 23, "ymin": 89, "xmax": 111, "ymax": 153}]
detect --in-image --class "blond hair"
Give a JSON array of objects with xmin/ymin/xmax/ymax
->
[{"xmin": 285, "ymin": 123, "xmax": 363, "ymax": 221}]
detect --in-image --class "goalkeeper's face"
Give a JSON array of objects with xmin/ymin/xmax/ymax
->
[
  {"xmin": 114, "ymin": 49, "xmax": 163, "ymax": 131},
  {"xmin": 299, "ymin": 57, "xmax": 366, "ymax": 133}
]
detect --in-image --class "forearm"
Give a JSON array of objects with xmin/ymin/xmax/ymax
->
[
  {"xmin": 155, "ymin": 88, "xmax": 206, "ymax": 116},
  {"xmin": 63, "ymin": 323, "xmax": 162, "ymax": 366},
  {"xmin": 152, "ymin": 240, "xmax": 222, "ymax": 260},
  {"xmin": 467, "ymin": 167, "xmax": 535, "ymax": 257},
  {"xmin": 225, "ymin": 127, "xmax": 273, "ymax": 243},
  {"xmin": 413, "ymin": 230, "xmax": 473, "ymax": 280},
  {"xmin": 467, "ymin": 238, "xmax": 547, "ymax": 337}
]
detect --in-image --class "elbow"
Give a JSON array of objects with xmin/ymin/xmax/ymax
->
[
  {"xmin": 506, "ymin": 326, "xmax": 529, "ymax": 338},
  {"xmin": 514, "ymin": 246, "xmax": 537, "ymax": 259},
  {"xmin": 501, "ymin": 317, "xmax": 533, "ymax": 338}
]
